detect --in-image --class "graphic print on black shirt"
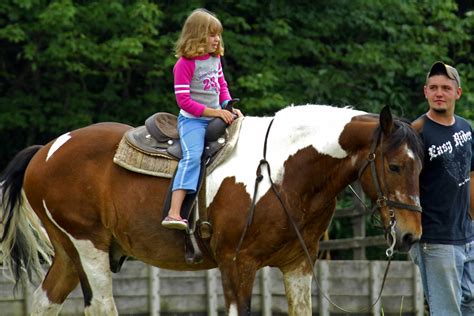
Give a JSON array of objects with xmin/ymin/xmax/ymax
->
[{"xmin": 426, "ymin": 129, "xmax": 472, "ymax": 187}]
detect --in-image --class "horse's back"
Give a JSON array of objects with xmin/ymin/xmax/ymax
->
[
  {"xmin": 23, "ymin": 122, "xmax": 132, "ymax": 239},
  {"xmin": 26, "ymin": 122, "xmax": 130, "ymax": 180}
]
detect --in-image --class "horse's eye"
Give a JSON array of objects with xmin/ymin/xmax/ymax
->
[{"xmin": 389, "ymin": 164, "xmax": 400, "ymax": 173}]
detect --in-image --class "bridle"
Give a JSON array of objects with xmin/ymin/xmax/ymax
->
[
  {"xmin": 234, "ymin": 118, "xmax": 422, "ymax": 313},
  {"xmin": 355, "ymin": 127, "xmax": 422, "ymax": 256}
]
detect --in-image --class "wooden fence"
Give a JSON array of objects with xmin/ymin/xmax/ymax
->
[
  {"xmin": 320, "ymin": 183, "xmax": 387, "ymax": 260},
  {"xmin": 1, "ymin": 259, "xmax": 424, "ymax": 316}
]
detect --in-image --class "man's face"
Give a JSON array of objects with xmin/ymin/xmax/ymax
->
[{"xmin": 424, "ymin": 74, "xmax": 461, "ymax": 114}]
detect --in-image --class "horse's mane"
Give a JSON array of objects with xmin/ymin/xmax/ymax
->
[{"xmin": 378, "ymin": 118, "xmax": 424, "ymax": 162}]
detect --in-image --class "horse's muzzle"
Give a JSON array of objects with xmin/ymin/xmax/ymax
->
[
  {"xmin": 390, "ymin": 228, "xmax": 420, "ymax": 253},
  {"xmin": 389, "ymin": 229, "xmax": 420, "ymax": 252}
]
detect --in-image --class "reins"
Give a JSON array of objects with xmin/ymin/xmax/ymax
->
[
  {"xmin": 234, "ymin": 119, "xmax": 274, "ymax": 256},
  {"xmin": 234, "ymin": 117, "xmax": 420, "ymax": 313}
]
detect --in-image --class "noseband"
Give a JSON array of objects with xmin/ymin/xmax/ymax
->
[{"xmin": 357, "ymin": 128, "xmax": 422, "ymax": 256}]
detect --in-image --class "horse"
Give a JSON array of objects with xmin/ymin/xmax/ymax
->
[{"xmin": 1, "ymin": 104, "xmax": 424, "ymax": 315}]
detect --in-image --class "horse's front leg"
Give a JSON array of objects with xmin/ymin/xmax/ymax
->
[
  {"xmin": 219, "ymin": 258, "xmax": 258, "ymax": 315},
  {"xmin": 281, "ymin": 260, "xmax": 313, "ymax": 316}
]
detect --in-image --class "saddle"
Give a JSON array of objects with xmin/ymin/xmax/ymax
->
[{"xmin": 114, "ymin": 110, "xmax": 243, "ymax": 265}]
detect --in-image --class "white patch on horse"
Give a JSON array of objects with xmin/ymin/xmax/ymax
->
[
  {"xmin": 228, "ymin": 303, "xmax": 238, "ymax": 316},
  {"xmin": 412, "ymin": 195, "xmax": 420, "ymax": 205},
  {"xmin": 405, "ymin": 144, "xmax": 415, "ymax": 160},
  {"xmin": 395, "ymin": 190, "xmax": 407, "ymax": 202},
  {"xmin": 351, "ymin": 154, "xmax": 360, "ymax": 167},
  {"xmin": 31, "ymin": 286, "xmax": 63, "ymax": 315},
  {"xmin": 207, "ymin": 105, "xmax": 366, "ymax": 205},
  {"xmin": 42, "ymin": 200, "xmax": 118, "ymax": 315},
  {"xmin": 395, "ymin": 190, "xmax": 420, "ymax": 207},
  {"xmin": 46, "ymin": 132, "xmax": 71, "ymax": 162}
]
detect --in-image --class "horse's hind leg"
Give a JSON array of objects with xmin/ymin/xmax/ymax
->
[
  {"xmin": 31, "ymin": 252, "xmax": 80, "ymax": 315},
  {"xmin": 31, "ymin": 239, "xmax": 117, "ymax": 316},
  {"xmin": 36, "ymin": 199, "xmax": 117, "ymax": 314},
  {"xmin": 73, "ymin": 239, "xmax": 118, "ymax": 316}
]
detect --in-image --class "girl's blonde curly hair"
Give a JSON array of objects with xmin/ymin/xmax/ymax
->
[{"xmin": 175, "ymin": 8, "xmax": 224, "ymax": 58}]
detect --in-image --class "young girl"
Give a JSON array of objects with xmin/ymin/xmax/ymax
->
[{"xmin": 162, "ymin": 8, "xmax": 242, "ymax": 230}]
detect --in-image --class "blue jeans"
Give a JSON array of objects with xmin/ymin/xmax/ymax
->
[
  {"xmin": 409, "ymin": 241, "xmax": 474, "ymax": 315},
  {"xmin": 172, "ymin": 115, "xmax": 209, "ymax": 193}
]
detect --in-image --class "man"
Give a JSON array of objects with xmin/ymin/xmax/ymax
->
[{"xmin": 411, "ymin": 61, "xmax": 474, "ymax": 315}]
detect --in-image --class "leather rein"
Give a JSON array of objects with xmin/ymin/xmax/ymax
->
[{"xmin": 234, "ymin": 118, "xmax": 422, "ymax": 313}]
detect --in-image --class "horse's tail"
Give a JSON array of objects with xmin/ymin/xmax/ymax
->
[{"xmin": 1, "ymin": 145, "xmax": 54, "ymax": 290}]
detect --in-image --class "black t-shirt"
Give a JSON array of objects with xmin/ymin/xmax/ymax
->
[{"xmin": 418, "ymin": 114, "xmax": 474, "ymax": 244}]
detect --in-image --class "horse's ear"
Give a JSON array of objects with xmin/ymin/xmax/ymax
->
[{"xmin": 379, "ymin": 105, "xmax": 393, "ymax": 136}]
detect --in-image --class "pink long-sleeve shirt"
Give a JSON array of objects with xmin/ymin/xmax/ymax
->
[{"xmin": 173, "ymin": 54, "xmax": 231, "ymax": 118}]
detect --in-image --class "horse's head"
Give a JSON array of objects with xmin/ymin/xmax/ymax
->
[{"xmin": 357, "ymin": 106, "xmax": 424, "ymax": 253}]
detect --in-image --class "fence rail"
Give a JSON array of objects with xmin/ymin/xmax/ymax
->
[
  {"xmin": 319, "ymin": 183, "xmax": 390, "ymax": 260},
  {"xmin": 1, "ymin": 260, "xmax": 424, "ymax": 316}
]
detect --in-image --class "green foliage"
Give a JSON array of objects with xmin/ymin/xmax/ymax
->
[{"xmin": 0, "ymin": 0, "xmax": 174, "ymax": 162}]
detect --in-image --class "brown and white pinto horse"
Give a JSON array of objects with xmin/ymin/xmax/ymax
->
[{"xmin": 1, "ymin": 105, "xmax": 424, "ymax": 315}]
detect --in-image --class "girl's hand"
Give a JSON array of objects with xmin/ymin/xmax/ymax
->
[
  {"xmin": 203, "ymin": 107, "xmax": 234, "ymax": 124},
  {"xmin": 233, "ymin": 108, "xmax": 243, "ymax": 118},
  {"xmin": 217, "ymin": 108, "xmax": 235, "ymax": 124}
]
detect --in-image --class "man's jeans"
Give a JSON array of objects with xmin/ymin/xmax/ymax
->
[{"xmin": 409, "ymin": 241, "xmax": 474, "ymax": 315}]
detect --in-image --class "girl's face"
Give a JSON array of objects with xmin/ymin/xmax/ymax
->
[{"xmin": 207, "ymin": 33, "xmax": 220, "ymax": 53}]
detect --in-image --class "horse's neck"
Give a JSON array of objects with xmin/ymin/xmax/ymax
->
[
  {"xmin": 276, "ymin": 119, "xmax": 379, "ymax": 212},
  {"xmin": 206, "ymin": 112, "xmax": 378, "ymax": 213},
  {"xmin": 339, "ymin": 119, "xmax": 378, "ymax": 152}
]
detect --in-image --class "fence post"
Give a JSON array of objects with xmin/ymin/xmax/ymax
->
[
  {"xmin": 260, "ymin": 267, "xmax": 272, "ymax": 316},
  {"xmin": 351, "ymin": 182, "xmax": 366, "ymax": 260},
  {"xmin": 317, "ymin": 260, "xmax": 330, "ymax": 316},
  {"xmin": 149, "ymin": 266, "xmax": 160, "ymax": 316},
  {"xmin": 23, "ymin": 278, "xmax": 32, "ymax": 315},
  {"xmin": 413, "ymin": 263, "xmax": 425, "ymax": 316},
  {"xmin": 369, "ymin": 261, "xmax": 382, "ymax": 315},
  {"xmin": 206, "ymin": 269, "xmax": 218, "ymax": 316}
]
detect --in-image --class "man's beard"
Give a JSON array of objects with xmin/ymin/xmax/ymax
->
[{"xmin": 432, "ymin": 108, "xmax": 447, "ymax": 114}]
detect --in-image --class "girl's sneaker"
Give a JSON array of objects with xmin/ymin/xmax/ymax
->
[{"xmin": 161, "ymin": 216, "xmax": 188, "ymax": 230}]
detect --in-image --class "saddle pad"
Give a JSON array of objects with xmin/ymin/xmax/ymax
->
[
  {"xmin": 113, "ymin": 137, "xmax": 178, "ymax": 178},
  {"xmin": 113, "ymin": 117, "xmax": 244, "ymax": 178}
]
